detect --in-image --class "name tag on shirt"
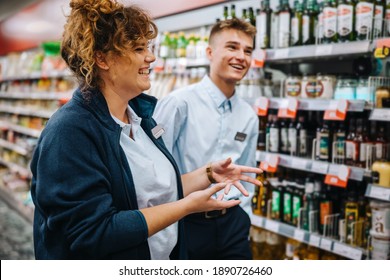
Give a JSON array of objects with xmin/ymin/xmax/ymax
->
[
  {"xmin": 234, "ymin": 132, "xmax": 247, "ymax": 142},
  {"xmin": 152, "ymin": 124, "xmax": 165, "ymax": 139}
]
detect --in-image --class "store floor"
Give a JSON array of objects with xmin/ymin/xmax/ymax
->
[{"xmin": 0, "ymin": 197, "xmax": 34, "ymax": 260}]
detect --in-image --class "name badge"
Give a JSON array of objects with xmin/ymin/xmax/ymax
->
[
  {"xmin": 234, "ymin": 132, "xmax": 247, "ymax": 142},
  {"xmin": 152, "ymin": 124, "xmax": 165, "ymax": 139}
]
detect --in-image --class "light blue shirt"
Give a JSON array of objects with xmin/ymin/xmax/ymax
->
[
  {"xmin": 112, "ymin": 105, "xmax": 178, "ymax": 260},
  {"xmin": 153, "ymin": 75, "xmax": 259, "ymax": 216}
]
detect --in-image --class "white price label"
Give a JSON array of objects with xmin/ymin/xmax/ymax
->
[
  {"xmin": 251, "ymin": 215, "xmax": 265, "ymax": 228},
  {"xmin": 311, "ymin": 161, "xmax": 329, "ymax": 174},
  {"xmin": 309, "ymin": 234, "xmax": 321, "ymax": 247},
  {"xmin": 292, "ymin": 158, "xmax": 308, "ymax": 170},
  {"xmin": 274, "ymin": 48, "xmax": 289, "ymax": 59},
  {"xmin": 320, "ymin": 238, "xmax": 333, "ymax": 251},
  {"xmin": 333, "ymin": 243, "xmax": 363, "ymax": 260},
  {"xmin": 370, "ymin": 186, "xmax": 390, "ymax": 201},
  {"xmin": 370, "ymin": 109, "xmax": 390, "ymax": 121},
  {"xmin": 294, "ymin": 229, "xmax": 305, "ymax": 242},
  {"xmin": 315, "ymin": 45, "xmax": 333, "ymax": 56},
  {"xmin": 265, "ymin": 220, "xmax": 280, "ymax": 233}
]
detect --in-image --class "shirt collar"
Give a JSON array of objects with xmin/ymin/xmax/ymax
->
[
  {"xmin": 111, "ymin": 105, "xmax": 142, "ymax": 135},
  {"xmin": 200, "ymin": 75, "xmax": 237, "ymax": 113}
]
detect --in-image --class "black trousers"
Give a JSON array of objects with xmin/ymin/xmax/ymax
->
[{"xmin": 184, "ymin": 205, "xmax": 252, "ymax": 260}]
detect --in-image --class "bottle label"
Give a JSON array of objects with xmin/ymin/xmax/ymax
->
[
  {"xmin": 299, "ymin": 129, "xmax": 307, "ymax": 156},
  {"xmin": 359, "ymin": 142, "xmax": 369, "ymax": 162},
  {"xmin": 269, "ymin": 127, "xmax": 279, "ymax": 152},
  {"xmin": 336, "ymin": 132, "xmax": 346, "ymax": 159},
  {"xmin": 291, "ymin": 17, "xmax": 300, "ymax": 45},
  {"xmin": 288, "ymin": 128, "xmax": 297, "ymax": 154},
  {"xmin": 337, "ymin": 4, "xmax": 353, "ymax": 36},
  {"xmin": 283, "ymin": 192, "xmax": 292, "ymax": 221},
  {"xmin": 345, "ymin": 140, "xmax": 356, "ymax": 160},
  {"xmin": 281, "ymin": 127, "xmax": 289, "ymax": 152},
  {"xmin": 305, "ymin": 81, "xmax": 318, "ymax": 98},
  {"xmin": 286, "ymin": 81, "xmax": 301, "ymax": 97},
  {"xmin": 375, "ymin": 142, "xmax": 384, "ymax": 159},
  {"xmin": 257, "ymin": 13, "xmax": 268, "ymax": 48},
  {"xmin": 159, "ymin": 45, "xmax": 169, "ymax": 58},
  {"xmin": 356, "ymin": 2, "xmax": 374, "ymax": 36},
  {"xmin": 318, "ymin": 12, "xmax": 324, "ymax": 39},
  {"xmin": 320, "ymin": 201, "xmax": 333, "ymax": 225},
  {"xmin": 374, "ymin": 6, "xmax": 384, "ymax": 37},
  {"xmin": 272, "ymin": 191, "xmax": 281, "ymax": 218},
  {"xmin": 292, "ymin": 195, "xmax": 302, "ymax": 221},
  {"xmin": 302, "ymin": 15, "xmax": 310, "ymax": 43},
  {"xmin": 319, "ymin": 132, "xmax": 330, "ymax": 160},
  {"xmin": 278, "ymin": 12, "xmax": 291, "ymax": 48},
  {"xmin": 323, "ymin": 7, "xmax": 338, "ymax": 38}
]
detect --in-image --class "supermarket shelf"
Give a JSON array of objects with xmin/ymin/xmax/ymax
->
[
  {"xmin": 256, "ymin": 151, "xmax": 370, "ymax": 181},
  {"xmin": 0, "ymin": 105, "xmax": 54, "ymax": 119},
  {"xmin": 0, "ymin": 69, "xmax": 72, "ymax": 82},
  {"xmin": 251, "ymin": 215, "xmax": 366, "ymax": 260},
  {"xmin": 0, "ymin": 121, "xmax": 41, "ymax": 138},
  {"xmin": 265, "ymin": 41, "xmax": 372, "ymax": 63},
  {"xmin": 0, "ymin": 158, "xmax": 30, "ymax": 178},
  {"xmin": 268, "ymin": 98, "xmax": 369, "ymax": 112},
  {"xmin": 369, "ymin": 108, "xmax": 390, "ymax": 122},
  {"xmin": 0, "ymin": 91, "xmax": 72, "ymax": 100},
  {"xmin": 0, "ymin": 139, "xmax": 30, "ymax": 156},
  {"xmin": 0, "ymin": 184, "xmax": 33, "ymax": 224},
  {"xmin": 365, "ymin": 184, "xmax": 390, "ymax": 202}
]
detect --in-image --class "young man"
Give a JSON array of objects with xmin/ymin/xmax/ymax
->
[{"xmin": 153, "ymin": 18, "xmax": 259, "ymax": 260}]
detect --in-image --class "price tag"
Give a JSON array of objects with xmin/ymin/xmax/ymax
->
[
  {"xmin": 260, "ymin": 154, "xmax": 280, "ymax": 173},
  {"xmin": 291, "ymin": 158, "xmax": 308, "ymax": 171},
  {"xmin": 315, "ymin": 45, "xmax": 333, "ymax": 56},
  {"xmin": 265, "ymin": 219, "xmax": 280, "ymax": 233},
  {"xmin": 251, "ymin": 215, "xmax": 265, "ymax": 228},
  {"xmin": 251, "ymin": 49, "xmax": 266, "ymax": 68},
  {"xmin": 325, "ymin": 165, "xmax": 350, "ymax": 188},
  {"xmin": 309, "ymin": 234, "xmax": 321, "ymax": 247},
  {"xmin": 274, "ymin": 48, "xmax": 289, "ymax": 59},
  {"xmin": 369, "ymin": 186, "xmax": 390, "ymax": 201},
  {"xmin": 324, "ymin": 100, "xmax": 349, "ymax": 121},
  {"xmin": 320, "ymin": 238, "xmax": 333, "ymax": 251},
  {"xmin": 370, "ymin": 109, "xmax": 390, "ymax": 121},
  {"xmin": 277, "ymin": 98, "xmax": 299, "ymax": 119},
  {"xmin": 333, "ymin": 243, "xmax": 363, "ymax": 260},
  {"xmin": 294, "ymin": 229, "xmax": 305, "ymax": 242},
  {"xmin": 254, "ymin": 97, "xmax": 269, "ymax": 116},
  {"xmin": 311, "ymin": 161, "xmax": 329, "ymax": 174}
]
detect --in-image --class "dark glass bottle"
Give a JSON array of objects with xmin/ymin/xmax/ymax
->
[
  {"xmin": 258, "ymin": 116, "xmax": 267, "ymax": 151},
  {"xmin": 374, "ymin": 124, "xmax": 387, "ymax": 161},
  {"xmin": 316, "ymin": 120, "xmax": 331, "ymax": 162},
  {"xmin": 335, "ymin": 121, "xmax": 347, "ymax": 164},
  {"xmin": 278, "ymin": 0, "xmax": 292, "ymax": 48},
  {"xmin": 258, "ymin": 0, "xmax": 273, "ymax": 49},
  {"xmin": 296, "ymin": 112, "xmax": 308, "ymax": 157},
  {"xmin": 358, "ymin": 119, "xmax": 372, "ymax": 168},
  {"xmin": 337, "ymin": 0, "xmax": 357, "ymax": 42},
  {"xmin": 280, "ymin": 118, "xmax": 289, "ymax": 154},
  {"xmin": 345, "ymin": 118, "xmax": 357, "ymax": 166},
  {"xmin": 302, "ymin": 0, "xmax": 318, "ymax": 45},
  {"xmin": 288, "ymin": 117, "xmax": 297, "ymax": 156},
  {"xmin": 223, "ymin": 6, "xmax": 229, "ymax": 20},
  {"xmin": 353, "ymin": 118, "xmax": 364, "ymax": 167},
  {"xmin": 292, "ymin": 179, "xmax": 305, "ymax": 227},
  {"xmin": 318, "ymin": 184, "xmax": 334, "ymax": 236},
  {"xmin": 291, "ymin": 1, "xmax": 303, "ymax": 46},
  {"xmin": 322, "ymin": 0, "xmax": 339, "ymax": 43},
  {"xmin": 283, "ymin": 180, "xmax": 294, "ymax": 224},
  {"xmin": 271, "ymin": 179, "xmax": 284, "ymax": 221},
  {"xmin": 269, "ymin": 115, "xmax": 280, "ymax": 153}
]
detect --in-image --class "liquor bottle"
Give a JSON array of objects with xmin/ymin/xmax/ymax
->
[
  {"xmin": 356, "ymin": 0, "xmax": 375, "ymax": 40},
  {"xmin": 316, "ymin": 120, "xmax": 331, "ymax": 162},
  {"xmin": 169, "ymin": 33, "xmax": 178, "ymax": 58},
  {"xmin": 282, "ymin": 180, "xmax": 293, "ymax": 224},
  {"xmin": 303, "ymin": 175, "xmax": 319, "ymax": 232},
  {"xmin": 278, "ymin": 0, "xmax": 292, "ymax": 48},
  {"xmin": 374, "ymin": 123, "xmax": 387, "ymax": 160},
  {"xmin": 260, "ymin": 172, "xmax": 273, "ymax": 217},
  {"xmin": 334, "ymin": 121, "xmax": 347, "ymax": 164},
  {"xmin": 242, "ymin": 8, "xmax": 249, "ymax": 22},
  {"xmin": 317, "ymin": 1, "xmax": 325, "ymax": 44},
  {"xmin": 252, "ymin": 183, "xmax": 261, "ymax": 215},
  {"xmin": 345, "ymin": 118, "xmax": 357, "ymax": 165},
  {"xmin": 322, "ymin": 0, "xmax": 338, "ymax": 43},
  {"xmin": 257, "ymin": 0, "xmax": 273, "ymax": 49},
  {"xmin": 258, "ymin": 116, "xmax": 267, "ymax": 151},
  {"xmin": 250, "ymin": 226, "xmax": 266, "ymax": 259},
  {"xmin": 317, "ymin": 183, "xmax": 334, "ymax": 236},
  {"xmin": 291, "ymin": 1, "xmax": 303, "ymax": 46},
  {"xmin": 337, "ymin": 0, "xmax": 357, "ymax": 42},
  {"xmin": 228, "ymin": 4, "xmax": 236, "ymax": 19},
  {"xmin": 288, "ymin": 117, "xmax": 297, "ymax": 156},
  {"xmin": 159, "ymin": 31, "xmax": 171, "ymax": 59},
  {"xmin": 223, "ymin": 6, "xmax": 229, "ymax": 20},
  {"xmin": 345, "ymin": 188, "xmax": 359, "ymax": 244},
  {"xmin": 353, "ymin": 118, "xmax": 364, "ymax": 167},
  {"xmin": 269, "ymin": 114, "xmax": 280, "ymax": 153},
  {"xmin": 271, "ymin": 179, "xmax": 284, "ymax": 221},
  {"xmin": 292, "ymin": 179, "xmax": 305, "ymax": 227},
  {"xmin": 302, "ymin": 0, "xmax": 318, "ymax": 45},
  {"xmin": 296, "ymin": 112, "xmax": 308, "ymax": 157},
  {"xmin": 249, "ymin": 7, "xmax": 256, "ymax": 26},
  {"xmin": 280, "ymin": 118, "xmax": 289, "ymax": 154},
  {"xmin": 358, "ymin": 119, "xmax": 372, "ymax": 168},
  {"xmin": 373, "ymin": 0, "xmax": 386, "ymax": 39}
]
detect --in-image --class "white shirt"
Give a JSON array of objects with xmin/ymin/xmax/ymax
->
[
  {"xmin": 112, "ymin": 105, "xmax": 178, "ymax": 260},
  {"xmin": 153, "ymin": 75, "xmax": 259, "ymax": 216}
]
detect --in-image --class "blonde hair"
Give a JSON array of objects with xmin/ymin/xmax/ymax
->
[
  {"xmin": 209, "ymin": 18, "xmax": 256, "ymax": 46},
  {"xmin": 61, "ymin": 0, "xmax": 157, "ymax": 95}
]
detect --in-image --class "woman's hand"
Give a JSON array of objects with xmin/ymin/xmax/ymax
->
[
  {"xmin": 185, "ymin": 183, "xmax": 241, "ymax": 214},
  {"xmin": 211, "ymin": 157, "xmax": 263, "ymax": 196}
]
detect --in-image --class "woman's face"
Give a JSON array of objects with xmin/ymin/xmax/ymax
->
[{"xmin": 102, "ymin": 39, "xmax": 155, "ymax": 99}]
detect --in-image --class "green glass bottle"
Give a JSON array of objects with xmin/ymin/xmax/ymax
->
[
  {"xmin": 257, "ymin": 0, "xmax": 273, "ymax": 49},
  {"xmin": 302, "ymin": 0, "xmax": 318, "ymax": 45},
  {"xmin": 356, "ymin": 0, "xmax": 375, "ymax": 40},
  {"xmin": 337, "ymin": 0, "xmax": 357, "ymax": 42},
  {"xmin": 278, "ymin": 0, "xmax": 292, "ymax": 48},
  {"xmin": 223, "ymin": 5, "xmax": 229, "ymax": 20},
  {"xmin": 249, "ymin": 7, "xmax": 256, "ymax": 26},
  {"xmin": 323, "ymin": 0, "xmax": 338, "ymax": 43},
  {"xmin": 291, "ymin": 1, "xmax": 303, "ymax": 46}
]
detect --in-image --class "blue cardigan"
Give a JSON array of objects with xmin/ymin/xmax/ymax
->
[{"xmin": 30, "ymin": 88, "xmax": 186, "ymax": 259}]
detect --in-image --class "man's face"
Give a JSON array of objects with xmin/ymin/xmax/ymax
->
[{"xmin": 207, "ymin": 29, "xmax": 253, "ymax": 86}]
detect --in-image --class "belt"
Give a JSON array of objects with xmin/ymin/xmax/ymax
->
[{"xmin": 187, "ymin": 205, "xmax": 238, "ymax": 219}]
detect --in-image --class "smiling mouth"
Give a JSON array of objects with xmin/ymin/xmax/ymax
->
[
  {"xmin": 138, "ymin": 69, "xmax": 150, "ymax": 75},
  {"xmin": 230, "ymin": 64, "xmax": 245, "ymax": 70}
]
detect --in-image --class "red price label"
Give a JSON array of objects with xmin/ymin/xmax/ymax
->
[
  {"xmin": 324, "ymin": 100, "xmax": 349, "ymax": 121},
  {"xmin": 251, "ymin": 49, "xmax": 266, "ymax": 68},
  {"xmin": 278, "ymin": 98, "xmax": 299, "ymax": 119},
  {"xmin": 254, "ymin": 97, "xmax": 269, "ymax": 116},
  {"xmin": 260, "ymin": 154, "xmax": 279, "ymax": 173},
  {"xmin": 324, "ymin": 165, "xmax": 350, "ymax": 188}
]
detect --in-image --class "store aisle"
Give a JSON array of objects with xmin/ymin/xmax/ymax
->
[{"xmin": 0, "ymin": 197, "xmax": 34, "ymax": 260}]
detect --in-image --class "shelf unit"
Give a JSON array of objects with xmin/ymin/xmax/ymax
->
[{"xmin": 365, "ymin": 184, "xmax": 390, "ymax": 202}]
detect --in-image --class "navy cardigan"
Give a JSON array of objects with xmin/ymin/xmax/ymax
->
[{"xmin": 30, "ymin": 88, "xmax": 186, "ymax": 259}]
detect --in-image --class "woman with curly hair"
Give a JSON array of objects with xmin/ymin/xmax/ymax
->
[{"xmin": 30, "ymin": 0, "xmax": 262, "ymax": 260}]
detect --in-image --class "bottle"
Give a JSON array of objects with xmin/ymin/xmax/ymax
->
[
  {"xmin": 296, "ymin": 112, "xmax": 308, "ymax": 157},
  {"xmin": 271, "ymin": 179, "xmax": 284, "ymax": 221},
  {"xmin": 250, "ymin": 226, "xmax": 267, "ymax": 259},
  {"xmin": 278, "ymin": 0, "xmax": 292, "ymax": 48},
  {"xmin": 269, "ymin": 114, "xmax": 280, "ymax": 153},
  {"xmin": 322, "ymin": 0, "xmax": 339, "ymax": 43},
  {"xmin": 302, "ymin": 0, "xmax": 318, "ymax": 45},
  {"xmin": 356, "ymin": 0, "xmax": 375, "ymax": 40},
  {"xmin": 291, "ymin": 1, "xmax": 303, "ymax": 46},
  {"xmin": 228, "ymin": 4, "xmax": 236, "ymax": 19},
  {"xmin": 345, "ymin": 188, "xmax": 360, "ymax": 245},
  {"xmin": 159, "ymin": 31, "xmax": 171, "ymax": 59},
  {"xmin": 337, "ymin": 0, "xmax": 357, "ymax": 42},
  {"xmin": 257, "ymin": 0, "xmax": 273, "ymax": 49},
  {"xmin": 280, "ymin": 118, "xmax": 289, "ymax": 154},
  {"xmin": 317, "ymin": 1, "xmax": 325, "ymax": 44},
  {"xmin": 288, "ymin": 117, "xmax": 297, "ymax": 156},
  {"xmin": 316, "ymin": 120, "xmax": 331, "ymax": 162},
  {"xmin": 374, "ymin": 124, "xmax": 387, "ymax": 161},
  {"xmin": 260, "ymin": 172, "xmax": 273, "ymax": 217},
  {"xmin": 252, "ymin": 182, "xmax": 261, "ymax": 215},
  {"xmin": 353, "ymin": 118, "xmax": 364, "ymax": 167},
  {"xmin": 242, "ymin": 8, "xmax": 249, "ymax": 22},
  {"xmin": 318, "ymin": 184, "xmax": 334, "ymax": 236},
  {"xmin": 292, "ymin": 180, "xmax": 305, "ymax": 227},
  {"xmin": 258, "ymin": 116, "xmax": 267, "ymax": 151},
  {"xmin": 223, "ymin": 6, "xmax": 229, "ymax": 20},
  {"xmin": 176, "ymin": 32, "xmax": 187, "ymax": 58},
  {"xmin": 345, "ymin": 118, "xmax": 357, "ymax": 166},
  {"xmin": 373, "ymin": 0, "xmax": 386, "ymax": 39},
  {"xmin": 303, "ymin": 175, "xmax": 319, "ymax": 232},
  {"xmin": 249, "ymin": 7, "xmax": 256, "ymax": 26},
  {"xmin": 169, "ymin": 33, "xmax": 178, "ymax": 58},
  {"xmin": 358, "ymin": 119, "xmax": 372, "ymax": 168},
  {"xmin": 334, "ymin": 121, "xmax": 347, "ymax": 164},
  {"xmin": 282, "ymin": 180, "xmax": 293, "ymax": 224}
]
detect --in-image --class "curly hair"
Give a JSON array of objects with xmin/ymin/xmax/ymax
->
[
  {"xmin": 61, "ymin": 0, "xmax": 158, "ymax": 97},
  {"xmin": 209, "ymin": 18, "xmax": 256, "ymax": 46}
]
